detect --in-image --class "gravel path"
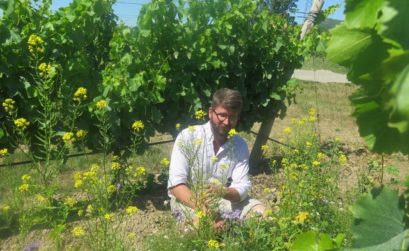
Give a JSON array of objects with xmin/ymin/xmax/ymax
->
[{"xmin": 292, "ymin": 69, "xmax": 350, "ymax": 83}]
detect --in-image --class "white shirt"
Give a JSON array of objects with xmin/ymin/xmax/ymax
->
[{"xmin": 167, "ymin": 122, "xmax": 251, "ymax": 201}]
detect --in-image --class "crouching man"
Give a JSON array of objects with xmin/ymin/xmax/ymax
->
[{"xmin": 167, "ymin": 88, "xmax": 266, "ymax": 229}]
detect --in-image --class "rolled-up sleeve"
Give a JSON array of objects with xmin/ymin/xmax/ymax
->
[{"xmin": 167, "ymin": 135, "xmax": 189, "ymax": 190}]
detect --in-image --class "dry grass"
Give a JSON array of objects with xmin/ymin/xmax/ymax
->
[{"xmin": 252, "ymin": 80, "xmax": 363, "ymax": 149}]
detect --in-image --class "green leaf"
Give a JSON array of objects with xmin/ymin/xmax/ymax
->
[
  {"xmin": 350, "ymin": 51, "xmax": 409, "ymax": 153},
  {"xmin": 344, "ymin": 230, "xmax": 409, "ymax": 251},
  {"xmin": 0, "ymin": 128, "xmax": 4, "ymax": 139},
  {"xmin": 344, "ymin": 0, "xmax": 384, "ymax": 29},
  {"xmin": 291, "ymin": 231, "xmax": 338, "ymax": 251},
  {"xmin": 270, "ymin": 92, "xmax": 281, "ymax": 101},
  {"xmin": 379, "ymin": 0, "xmax": 409, "ymax": 49},
  {"xmin": 327, "ymin": 25, "xmax": 390, "ymax": 77},
  {"xmin": 389, "ymin": 64, "xmax": 409, "ymax": 132},
  {"xmin": 349, "ymin": 187, "xmax": 406, "ymax": 248}
]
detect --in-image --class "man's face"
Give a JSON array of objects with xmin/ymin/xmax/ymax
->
[{"xmin": 209, "ymin": 105, "xmax": 239, "ymax": 139}]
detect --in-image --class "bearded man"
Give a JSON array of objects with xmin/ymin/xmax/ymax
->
[{"xmin": 167, "ymin": 88, "xmax": 265, "ymax": 228}]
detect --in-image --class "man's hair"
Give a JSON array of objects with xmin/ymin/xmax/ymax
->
[{"xmin": 211, "ymin": 88, "xmax": 243, "ymax": 113}]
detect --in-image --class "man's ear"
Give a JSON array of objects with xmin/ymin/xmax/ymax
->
[{"xmin": 208, "ymin": 107, "xmax": 212, "ymax": 119}]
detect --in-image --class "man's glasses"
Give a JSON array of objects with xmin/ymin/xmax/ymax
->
[{"xmin": 212, "ymin": 109, "xmax": 239, "ymax": 122}]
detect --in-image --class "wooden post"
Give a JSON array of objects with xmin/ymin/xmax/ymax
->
[{"xmin": 249, "ymin": 109, "xmax": 279, "ymax": 173}]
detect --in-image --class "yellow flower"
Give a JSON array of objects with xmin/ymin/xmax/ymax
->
[
  {"xmin": 338, "ymin": 154, "xmax": 347, "ymax": 166},
  {"xmin": 135, "ymin": 166, "xmax": 146, "ymax": 177},
  {"xmin": 104, "ymin": 213, "xmax": 114, "ymax": 221},
  {"xmin": 77, "ymin": 209, "xmax": 84, "ymax": 217},
  {"xmin": 64, "ymin": 196, "xmax": 76, "ymax": 207},
  {"xmin": 294, "ymin": 211, "xmax": 309, "ymax": 224},
  {"xmin": 308, "ymin": 108, "xmax": 316, "ymax": 116},
  {"xmin": 175, "ymin": 123, "xmax": 181, "ymax": 130},
  {"xmin": 195, "ymin": 109, "xmax": 207, "ymax": 120},
  {"xmin": 126, "ymin": 206, "xmax": 139, "ymax": 215},
  {"xmin": 74, "ymin": 179, "xmax": 83, "ymax": 188},
  {"xmin": 261, "ymin": 144, "xmax": 269, "ymax": 156},
  {"xmin": 27, "ymin": 34, "xmax": 44, "ymax": 54},
  {"xmin": 75, "ymin": 129, "xmax": 87, "ymax": 139},
  {"xmin": 193, "ymin": 138, "xmax": 202, "ymax": 145},
  {"xmin": 2, "ymin": 98, "xmax": 15, "ymax": 113},
  {"xmin": 112, "ymin": 155, "xmax": 120, "ymax": 162},
  {"xmin": 188, "ymin": 125, "xmax": 196, "ymax": 132},
  {"xmin": 227, "ymin": 128, "xmax": 237, "ymax": 139},
  {"xmin": 263, "ymin": 187, "xmax": 272, "ymax": 193},
  {"xmin": 28, "ymin": 34, "xmax": 44, "ymax": 46},
  {"xmin": 209, "ymin": 177, "xmax": 221, "ymax": 185},
  {"xmin": 14, "ymin": 118, "xmax": 30, "ymax": 130},
  {"xmin": 111, "ymin": 162, "xmax": 121, "ymax": 170},
  {"xmin": 196, "ymin": 210, "xmax": 205, "ymax": 219},
  {"xmin": 19, "ymin": 183, "xmax": 29, "ymax": 192},
  {"xmin": 131, "ymin": 120, "xmax": 144, "ymax": 132},
  {"xmin": 0, "ymin": 148, "xmax": 8, "ymax": 157},
  {"xmin": 72, "ymin": 226, "xmax": 85, "ymax": 237},
  {"xmin": 308, "ymin": 115, "xmax": 317, "ymax": 122},
  {"xmin": 21, "ymin": 174, "xmax": 31, "ymax": 183},
  {"xmin": 219, "ymin": 163, "xmax": 228, "ymax": 170},
  {"xmin": 127, "ymin": 232, "xmax": 136, "ymax": 240},
  {"xmin": 96, "ymin": 100, "xmax": 107, "ymax": 110},
  {"xmin": 160, "ymin": 158, "xmax": 170, "ymax": 167},
  {"xmin": 305, "ymin": 141, "xmax": 312, "ymax": 147},
  {"xmin": 35, "ymin": 194, "xmax": 46, "ymax": 203},
  {"xmin": 2, "ymin": 205, "xmax": 10, "ymax": 213},
  {"xmin": 62, "ymin": 132, "xmax": 74, "ymax": 143},
  {"xmin": 38, "ymin": 62, "xmax": 55, "ymax": 77},
  {"xmin": 208, "ymin": 239, "xmax": 221, "ymax": 249},
  {"xmin": 265, "ymin": 209, "xmax": 273, "ymax": 217},
  {"xmin": 86, "ymin": 204, "xmax": 93, "ymax": 215},
  {"xmin": 312, "ymin": 160, "xmax": 320, "ymax": 167},
  {"xmin": 107, "ymin": 184, "xmax": 116, "ymax": 194},
  {"xmin": 211, "ymin": 156, "xmax": 218, "ymax": 164},
  {"xmin": 283, "ymin": 127, "xmax": 292, "ymax": 135},
  {"xmin": 73, "ymin": 87, "xmax": 88, "ymax": 102},
  {"xmin": 317, "ymin": 152, "xmax": 326, "ymax": 160}
]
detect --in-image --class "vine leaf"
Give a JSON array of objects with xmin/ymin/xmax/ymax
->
[
  {"xmin": 347, "ymin": 187, "xmax": 407, "ymax": 250},
  {"xmin": 345, "ymin": 0, "xmax": 383, "ymax": 29},
  {"xmin": 379, "ymin": 0, "xmax": 409, "ymax": 49},
  {"xmin": 290, "ymin": 231, "xmax": 344, "ymax": 251}
]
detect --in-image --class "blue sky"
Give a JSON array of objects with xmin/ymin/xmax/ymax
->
[{"xmin": 50, "ymin": 0, "xmax": 344, "ymax": 27}]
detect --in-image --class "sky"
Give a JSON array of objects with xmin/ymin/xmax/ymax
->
[{"xmin": 50, "ymin": 0, "xmax": 345, "ymax": 27}]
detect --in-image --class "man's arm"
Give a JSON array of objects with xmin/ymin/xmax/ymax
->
[
  {"xmin": 223, "ymin": 187, "xmax": 241, "ymax": 203},
  {"xmin": 169, "ymin": 183, "xmax": 196, "ymax": 209}
]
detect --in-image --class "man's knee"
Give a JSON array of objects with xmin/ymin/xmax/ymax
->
[{"xmin": 246, "ymin": 204, "xmax": 267, "ymax": 218}]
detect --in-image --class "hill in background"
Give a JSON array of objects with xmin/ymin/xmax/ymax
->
[{"xmin": 318, "ymin": 18, "xmax": 342, "ymax": 30}]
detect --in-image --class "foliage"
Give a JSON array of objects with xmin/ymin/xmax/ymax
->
[
  {"xmin": 102, "ymin": 0, "xmax": 306, "ymax": 137},
  {"xmin": 0, "ymin": 0, "xmax": 117, "ymax": 153},
  {"xmin": 327, "ymin": 0, "xmax": 409, "ymax": 154}
]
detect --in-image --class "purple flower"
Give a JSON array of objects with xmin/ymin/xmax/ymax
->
[
  {"xmin": 24, "ymin": 242, "xmax": 40, "ymax": 251},
  {"xmin": 172, "ymin": 209, "xmax": 185, "ymax": 222},
  {"xmin": 221, "ymin": 209, "xmax": 241, "ymax": 220}
]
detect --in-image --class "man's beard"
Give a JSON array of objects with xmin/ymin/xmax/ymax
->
[{"xmin": 210, "ymin": 119, "xmax": 230, "ymax": 140}]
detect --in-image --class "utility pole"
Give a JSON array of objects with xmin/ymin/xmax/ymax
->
[{"xmin": 300, "ymin": 0, "xmax": 324, "ymax": 39}]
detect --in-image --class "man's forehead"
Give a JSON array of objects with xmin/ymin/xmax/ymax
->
[{"xmin": 213, "ymin": 105, "xmax": 239, "ymax": 114}]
